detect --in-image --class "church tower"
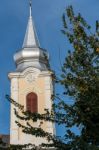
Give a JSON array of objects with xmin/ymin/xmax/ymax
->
[{"xmin": 8, "ymin": 1, "xmax": 55, "ymax": 146}]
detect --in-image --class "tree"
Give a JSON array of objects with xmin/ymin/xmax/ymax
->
[
  {"xmin": 1, "ymin": 5, "xmax": 99, "ymax": 150},
  {"xmin": 60, "ymin": 5, "xmax": 99, "ymax": 149}
]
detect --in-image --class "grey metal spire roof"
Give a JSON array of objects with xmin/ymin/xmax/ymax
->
[
  {"xmin": 14, "ymin": 0, "xmax": 49, "ymax": 71},
  {"xmin": 23, "ymin": 0, "xmax": 40, "ymax": 48}
]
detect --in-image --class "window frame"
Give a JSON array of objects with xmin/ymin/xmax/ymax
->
[{"xmin": 26, "ymin": 92, "xmax": 38, "ymax": 113}]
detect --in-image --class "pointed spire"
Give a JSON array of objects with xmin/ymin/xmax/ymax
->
[
  {"xmin": 22, "ymin": 0, "xmax": 40, "ymax": 48},
  {"xmin": 14, "ymin": 0, "xmax": 49, "ymax": 71}
]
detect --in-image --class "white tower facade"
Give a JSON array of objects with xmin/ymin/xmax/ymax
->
[{"xmin": 8, "ymin": 1, "xmax": 55, "ymax": 146}]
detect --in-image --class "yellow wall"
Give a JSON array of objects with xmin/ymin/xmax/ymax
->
[{"xmin": 18, "ymin": 76, "xmax": 47, "ymax": 138}]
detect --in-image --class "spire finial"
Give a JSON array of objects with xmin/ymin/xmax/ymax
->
[
  {"xmin": 22, "ymin": 0, "xmax": 40, "ymax": 48},
  {"xmin": 29, "ymin": 0, "xmax": 32, "ymax": 17}
]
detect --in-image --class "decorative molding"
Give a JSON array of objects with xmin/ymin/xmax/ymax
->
[
  {"xmin": 8, "ymin": 68, "xmax": 53, "ymax": 80},
  {"xmin": 20, "ymin": 86, "xmax": 43, "ymax": 95},
  {"xmin": 25, "ymin": 73, "xmax": 36, "ymax": 83},
  {"xmin": 11, "ymin": 78, "xmax": 19, "ymax": 92},
  {"xmin": 8, "ymin": 67, "xmax": 40, "ymax": 79}
]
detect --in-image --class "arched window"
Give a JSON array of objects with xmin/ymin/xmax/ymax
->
[{"xmin": 26, "ymin": 92, "xmax": 38, "ymax": 113}]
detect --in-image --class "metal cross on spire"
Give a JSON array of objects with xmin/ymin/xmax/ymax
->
[{"xmin": 29, "ymin": 0, "xmax": 32, "ymax": 17}]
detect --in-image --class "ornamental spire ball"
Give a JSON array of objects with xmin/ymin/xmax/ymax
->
[
  {"xmin": 29, "ymin": 0, "xmax": 32, "ymax": 17},
  {"xmin": 30, "ymin": 0, "xmax": 32, "ymax": 6}
]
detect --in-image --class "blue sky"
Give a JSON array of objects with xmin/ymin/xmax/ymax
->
[{"xmin": 0, "ymin": 0, "xmax": 99, "ymax": 135}]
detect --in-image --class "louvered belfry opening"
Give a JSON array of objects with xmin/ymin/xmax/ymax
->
[{"xmin": 26, "ymin": 92, "xmax": 38, "ymax": 113}]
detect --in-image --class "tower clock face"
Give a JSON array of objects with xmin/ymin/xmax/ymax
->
[{"xmin": 25, "ymin": 73, "xmax": 35, "ymax": 83}]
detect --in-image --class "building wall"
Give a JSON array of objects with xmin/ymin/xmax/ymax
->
[{"xmin": 8, "ymin": 67, "xmax": 55, "ymax": 145}]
